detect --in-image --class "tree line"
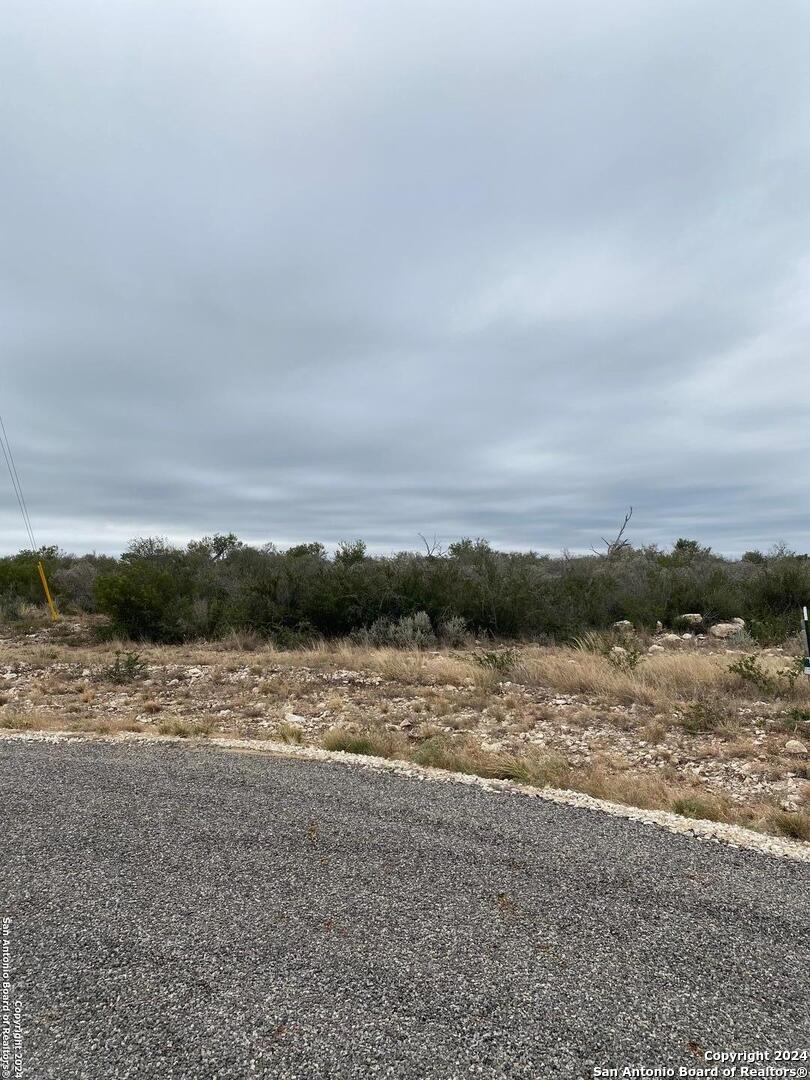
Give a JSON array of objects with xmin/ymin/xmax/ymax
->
[{"xmin": 0, "ymin": 534, "xmax": 807, "ymax": 645}]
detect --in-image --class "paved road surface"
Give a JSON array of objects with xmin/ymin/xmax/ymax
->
[{"xmin": 2, "ymin": 739, "xmax": 808, "ymax": 1079}]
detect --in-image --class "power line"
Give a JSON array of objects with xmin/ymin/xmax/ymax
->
[
  {"xmin": 0, "ymin": 414, "xmax": 58, "ymax": 619},
  {"xmin": 0, "ymin": 414, "xmax": 37, "ymax": 552},
  {"xmin": 0, "ymin": 415, "xmax": 37, "ymax": 550}
]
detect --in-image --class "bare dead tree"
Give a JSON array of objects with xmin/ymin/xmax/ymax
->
[
  {"xmin": 591, "ymin": 507, "xmax": 633, "ymax": 559},
  {"xmin": 418, "ymin": 532, "xmax": 444, "ymax": 558}
]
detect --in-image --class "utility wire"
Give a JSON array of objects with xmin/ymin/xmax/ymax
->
[
  {"xmin": 0, "ymin": 414, "xmax": 37, "ymax": 548},
  {"xmin": 0, "ymin": 436, "xmax": 36, "ymax": 551},
  {"xmin": 0, "ymin": 414, "xmax": 38, "ymax": 553},
  {"xmin": 0, "ymin": 431, "xmax": 36, "ymax": 552}
]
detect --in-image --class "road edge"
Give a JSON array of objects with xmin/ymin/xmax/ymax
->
[{"xmin": 2, "ymin": 729, "xmax": 808, "ymax": 863}]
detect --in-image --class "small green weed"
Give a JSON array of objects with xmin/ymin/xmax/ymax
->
[
  {"xmin": 777, "ymin": 708, "xmax": 810, "ymax": 737},
  {"xmin": 775, "ymin": 656, "xmax": 806, "ymax": 692},
  {"xmin": 680, "ymin": 697, "xmax": 726, "ymax": 735},
  {"xmin": 605, "ymin": 644, "xmax": 644, "ymax": 673},
  {"xmin": 574, "ymin": 631, "xmax": 644, "ymax": 672},
  {"xmin": 730, "ymin": 654, "xmax": 805, "ymax": 699},
  {"xmin": 102, "ymin": 650, "xmax": 147, "ymax": 683},
  {"xmin": 729, "ymin": 655, "xmax": 777, "ymax": 697},
  {"xmin": 472, "ymin": 649, "xmax": 517, "ymax": 675}
]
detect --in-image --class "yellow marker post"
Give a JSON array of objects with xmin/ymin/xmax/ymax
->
[{"xmin": 37, "ymin": 560, "xmax": 59, "ymax": 621}]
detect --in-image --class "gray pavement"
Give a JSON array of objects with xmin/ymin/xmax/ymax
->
[{"xmin": 1, "ymin": 738, "xmax": 808, "ymax": 1079}]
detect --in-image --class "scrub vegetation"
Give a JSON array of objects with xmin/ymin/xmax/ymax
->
[{"xmin": 0, "ymin": 533, "xmax": 808, "ymax": 645}]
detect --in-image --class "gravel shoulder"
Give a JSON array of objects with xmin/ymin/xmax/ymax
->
[{"xmin": 2, "ymin": 738, "xmax": 809, "ymax": 1079}]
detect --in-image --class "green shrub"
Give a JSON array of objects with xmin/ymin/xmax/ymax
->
[
  {"xmin": 270, "ymin": 624, "xmax": 318, "ymax": 650},
  {"xmin": 679, "ymin": 695, "xmax": 728, "ymax": 734},
  {"xmin": 726, "ymin": 627, "xmax": 757, "ymax": 649},
  {"xmin": 438, "ymin": 615, "xmax": 470, "ymax": 647},
  {"xmin": 53, "ymin": 559, "xmax": 100, "ymax": 611},
  {"xmin": 0, "ymin": 595, "xmax": 24, "ymax": 622},
  {"xmin": 606, "ymin": 644, "xmax": 644, "ymax": 672},
  {"xmin": 729, "ymin": 655, "xmax": 777, "ymax": 697},
  {"xmin": 729, "ymin": 654, "xmax": 805, "ymax": 699},
  {"xmin": 749, "ymin": 614, "xmax": 798, "ymax": 645},
  {"xmin": 95, "ymin": 564, "xmax": 192, "ymax": 642},
  {"xmin": 357, "ymin": 611, "xmax": 437, "ymax": 649}
]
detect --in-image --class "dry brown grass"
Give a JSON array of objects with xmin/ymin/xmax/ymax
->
[
  {"xmin": 513, "ymin": 648, "xmax": 810, "ymax": 708},
  {"xmin": 3, "ymin": 631, "xmax": 804, "ymax": 703},
  {"xmin": 86, "ymin": 717, "xmax": 144, "ymax": 734},
  {"xmin": 641, "ymin": 720, "xmax": 667, "ymax": 744},
  {"xmin": 0, "ymin": 709, "xmax": 48, "ymax": 730},
  {"xmin": 322, "ymin": 727, "xmax": 408, "ymax": 758},
  {"xmin": 515, "ymin": 651, "xmax": 718, "ymax": 704},
  {"xmin": 470, "ymin": 665, "xmax": 502, "ymax": 691},
  {"xmin": 310, "ymin": 646, "xmax": 472, "ymax": 687},
  {"xmin": 316, "ymin": 726, "xmax": 808, "ymax": 842},
  {"xmin": 214, "ymin": 629, "xmax": 271, "ymax": 653},
  {"xmin": 242, "ymin": 642, "xmax": 810, "ymax": 711},
  {"xmin": 0, "ymin": 709, "xmax": 143, "ymax": 734},
  {"xmin": 273, "ymin": 721, "xmax": 305, "ymax": 744},
  {"xmin": 445, "ymin": 714, "xmax": 477, "ymax": 731},
  {"xmin": 258, "ymin": 676, "xmax": 296, "ymax": 702},
  {"xmin": 2, "ymin": 625, "xmax": 808, "ymax": 844},
  {"xmin": 157, "ymin": 718, "xmax": 213, "ymax": 738},
  {"xmin": 374, "ymin": 651, "xmax": 433, "ymax": 684},
  {"xmin": 764, "ymin": 809, "xmax": 810, "ymax": 841}
]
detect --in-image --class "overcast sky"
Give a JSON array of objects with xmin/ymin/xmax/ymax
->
[{"xmin": 2, "ymin": 0, "xmax": 809, "ymax": 557}]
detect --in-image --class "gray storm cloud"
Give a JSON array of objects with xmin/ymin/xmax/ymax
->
[{"xmin": 2, "ymin": 0, "xmax": 809, "ymax": 555}]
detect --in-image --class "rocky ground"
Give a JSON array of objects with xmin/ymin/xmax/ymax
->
[{"xmin": 0, "ymin": 617, "xmax": 808, "ymax": 840}]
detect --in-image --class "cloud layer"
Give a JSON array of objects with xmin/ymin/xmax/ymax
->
[{"xmin": 2, "ymin": 0, "xmax": 809, "ymax": 555}]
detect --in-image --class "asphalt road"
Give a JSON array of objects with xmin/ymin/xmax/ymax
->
[{"xmin": 2, "ymin": 739, "xmax": 808, "ymax": 1080}]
